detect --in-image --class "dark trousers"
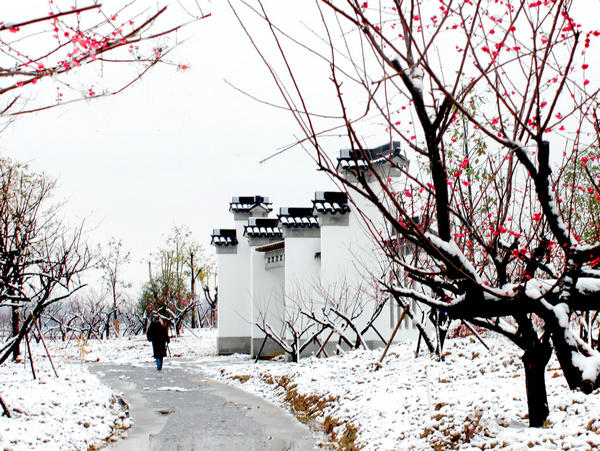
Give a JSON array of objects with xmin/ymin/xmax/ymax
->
[{"xmin": 155, "ymin": 357, "xmax": 163, "ymax": 370}]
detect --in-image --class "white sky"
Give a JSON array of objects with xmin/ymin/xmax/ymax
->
[
  {"xmin": 3, "ymin": 0, "xmax": 600, "ymax": 301},
  {"xmin": 0, "ymin": 1, "xmax": 339, "ymax": 298}
]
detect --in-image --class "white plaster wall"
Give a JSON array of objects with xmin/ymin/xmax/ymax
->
[
  {"xmin": 215, "ymin": 217, "xmax": 252, "ymax": 342},
  {"xmin": 319, "ymin": 210, "xmax": 387, "ymax": 343},
  {"xmin": 216, "ymin": 250, "xmax": 249, "ymax": 338},
  {"xmin": 284, "ymin": 235, "xmax": 321, "ymax": 329},
  {"xmin": 318, "ymin": 178, "xmax": 417, "ymax": 345},
  {"xmin": 356, "ymin": 178, "xmax": 418, "ymax": 340},
  {"xmin": 250, "ymin": 244, "xmax": 286, "ymax": 344}
]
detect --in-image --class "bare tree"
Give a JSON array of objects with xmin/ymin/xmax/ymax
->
[
  {"xmin": 97, "ymin": 238, "xmax": 131, "ymax": 337},
  {"xmin": 0, "ymin": 158, "xmax": 90, "ymax": 364},
  {"xmin": 201, "ymin": 283, "xmax": 218, "ymax": 327},
  {"xmin": 231, "ymin": 0, "xmax": 600, "ymax": 427}
]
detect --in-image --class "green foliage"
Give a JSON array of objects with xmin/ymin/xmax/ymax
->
[
  {"xmin": 138, "ymin": 270, "xmax": 190, "ymax": 316},
  {"xmin": 138, "ymin": 225, "xmax": 215, "ymax": 319}
]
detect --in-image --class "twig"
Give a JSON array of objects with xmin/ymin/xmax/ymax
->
[
  {"xmin": 377, "ymin": 304, "xmax": 410, "ymax": 368},
  {"xmin": 33, "ymin": 317, "xmax": 58, "ymax": 377},
  {"xmin": 0, "ymin": 395, "xmax": 11, "ymax": 418},
  {"xmin": 461, "ymin": 320, "xmax": 490, "ymax": 351},
  {"xmin": 255, "ymin": 335, "xmax": 268, "ymax": 363},
  {"xmin": 316, "ymin": 329, "xmax": 335, "ymax": 357},
  {"xmin": 25, "ymin": 333, "xmax": 36, "ymax": 380}
]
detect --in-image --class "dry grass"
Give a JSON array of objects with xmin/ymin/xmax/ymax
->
[
  {"xmin": 231, "ymin": 374, "xmax": 251, "ymax": 383},
  {"xmin": 260, "ymin": 374, "xmax": 360, "ymax": 450}
]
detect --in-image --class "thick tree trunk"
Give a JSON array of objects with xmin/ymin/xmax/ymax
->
[{"xmin": 522, "ymin": 341, "xmax": 552, "ymax": 427}]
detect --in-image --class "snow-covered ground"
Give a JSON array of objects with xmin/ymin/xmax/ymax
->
[
  {"xmin": 0, "ymin": 329, "xmax": 216, "ymax": 450},
  {"xmin": 0, "ymin": 340, "xmax": 124, "ymax": 450},
  {"xmin": 215, "ymin": 335, "xmax": 600, "ymax": 450},
  {"xmin": 2, "ymin": 329, "xmax": 600, "ymax": 450}
]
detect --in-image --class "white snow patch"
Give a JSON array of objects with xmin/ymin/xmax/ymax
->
[
  {"xmin": 576, "ymin": 277, "xmax": 600, "ymax": 294},
  {"xmin": 572, "ymin": 351, "xmax": 600, "ymax": 383},
  {"xmin": 6, "ymin": 328, "xmax": 600, "ymax": 450}
]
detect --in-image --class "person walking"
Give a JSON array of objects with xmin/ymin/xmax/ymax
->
[{"xmin": 146, "ymin": 316, "xmax": 170, "ymax": 370}]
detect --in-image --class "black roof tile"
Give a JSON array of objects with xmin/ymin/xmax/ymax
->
[
  {"xmin": 211, "ymin": 228, "xmax": 238, "ymax": 246},
  {"xmin": 278, "ymin": 207, "xmax": 319, "ymax": 228}
]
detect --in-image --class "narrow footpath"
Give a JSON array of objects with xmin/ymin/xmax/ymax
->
[{"xmin": 89, "ymin": 360, "xmax": 321, "ymax": 451}]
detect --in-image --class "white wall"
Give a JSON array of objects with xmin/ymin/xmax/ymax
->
[
  {"xmin": 284, "ymin": 234, "xmax": 321, "ymax": 330},
  {"xmin": 216, "ymin": 210, "xmax": 265, "ymax": 352},
  {"xmin": 318, "ymin": 177, "xmax": 417, "ymax": 345},
  {"xmin": 250, "ymin": 241, "xmax": 285, "ymax": 353},
  {"xmin": 216, "ymin": 250, "xmax": 246, "ymax": 338}
]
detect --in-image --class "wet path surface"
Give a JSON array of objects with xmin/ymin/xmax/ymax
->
[{"xmin": 89, "ymin": 360, "xmax": 321, "ymax": 451}]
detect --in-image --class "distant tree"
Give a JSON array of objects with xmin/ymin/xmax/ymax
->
[
  {"xmin": 97, "ymin": 238, "xmax": 131, "ymax": 337},
  {"xmin": 0, "ymin": 158, "xmax": 90, "ymax": 364},
  {"xmin": 232, "ymin": 0, "xmax": 600, "ymax": 427},
  {"xmin": 139, "ymin": 225, "xmax": 214, "ymax": 333}
]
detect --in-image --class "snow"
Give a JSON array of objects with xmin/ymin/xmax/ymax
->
[
  {"xmin": 572, "ymin": 352, "xmax": 600, "ymax": 384},
  {"xmin": 426, "ymin": 233, "xmax": 483, "ymax": 284},
  {"xmin": 213, "ymin": 334, "xmax": 600, "ymax": 450},
  {"xmin": 0, "ymin": 329, "xmax": 216, "ymax": 450},
  {"xmin": 576, "ymin": 277, "xmax": 600, "ymax": 294},
  {"xmin": 3, "ymin": 328, "xmax": 600, "ymax": 450},
  {"xmin": 0, "ymin": 342, "xmax": 121, "ymax": 450}
]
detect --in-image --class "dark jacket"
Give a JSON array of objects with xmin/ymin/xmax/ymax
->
[{"xmin": 146, "ymin": 320, "xmax": 170, "ymax": 358}]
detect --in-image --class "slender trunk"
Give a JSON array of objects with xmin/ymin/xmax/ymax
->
[
  {"xmin": 11, "ymin": 306, "xmax": 20, "ymax": 361},
  {"xmin": 522, "ymin": 341, "xmax": 552, "ymax": 427},
  {"xmin": 190, "ymin": 252, "xmax": 197, "ymax": 329},
  {"xmin": 112, "ymin": 282, "xmax": 118, "ymax": 337},
  {"xmin": 191, "ymin": 305, "xmax": 197, "ymax": 328}
]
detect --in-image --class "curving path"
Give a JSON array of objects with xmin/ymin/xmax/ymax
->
[{"xmin": 89, "ymin": 360, "xmax": 322, "ymax": 451}]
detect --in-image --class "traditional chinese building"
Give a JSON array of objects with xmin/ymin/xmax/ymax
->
[{"xmin": 211, "ymin": 143, "xmax": 418, "ymax": 357}]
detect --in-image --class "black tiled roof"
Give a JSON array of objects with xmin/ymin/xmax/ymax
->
[
  {"xmin": 211, "ymin": 229, "xmax": 238, "ymax": 246},
  {"xmin": 229, "ymin": 195, "xmax": 272, "ymax": 213},
  {"xmin": 337, "ymin": 141, "xmax": 405, "ymax": 171},
  {"xmin": 255, "ymin": 240, "xmax": 285, "ymax": 252},
  {"xmin": 278, "ymin": 207, "xmax": 319, "ymax": 228},
  {"xmin": 312, "ymin": 191, "xmax": 350, "ymax": 215},
  {"xmin": 244, "ymin": 218, "xmax": 283, "ymax": 238}
]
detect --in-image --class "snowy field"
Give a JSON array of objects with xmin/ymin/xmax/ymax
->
[
  {"xmin": 0, "ymin": 329, "xmax": 216, "ymax": 450},
  {"xmin": 2, "ymin": 329, "xmax": 600, "ymax": 450},
  {"xmin": 214, "ymin": 335, "xmax": 600, "ymax": 450}
]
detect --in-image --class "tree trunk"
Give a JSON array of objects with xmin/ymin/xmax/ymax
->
[
  {"xmin": 191, "ymin": 305, "xmax": 197, "ymax": 328},
  {"xmin": 11, "ymin": 306, "xmax": 20, "ymax": 361},
  {"xmin": 522, "ymin": 341, "xmax": 552, "ymax": 427}
]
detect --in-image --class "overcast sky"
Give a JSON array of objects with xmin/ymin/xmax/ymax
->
[
  {"xmin": 3, "ymin": 1, "xmax": 599, "ymax": 300},
  {"xmin": 0, "ymin": 1, "xmax": 340, "ymax": 298}
]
